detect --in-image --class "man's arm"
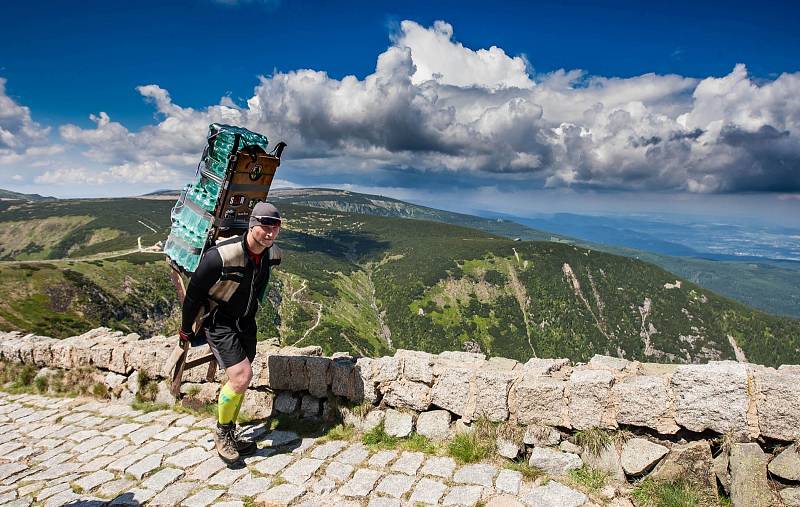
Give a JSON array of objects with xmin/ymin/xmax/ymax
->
[{"xmin": 180, "ymin": 249, "xmax": 222, "ymax": 335}]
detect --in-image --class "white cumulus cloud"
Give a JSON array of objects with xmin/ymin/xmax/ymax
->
[{"xmin": 7, "ymin": 20, "xmax": 800, "ymax": 196}]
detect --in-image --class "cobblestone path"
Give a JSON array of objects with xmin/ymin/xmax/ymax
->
[{"xmin": 0, "ymin": 392, "xmax": 577, "ymax": 507}]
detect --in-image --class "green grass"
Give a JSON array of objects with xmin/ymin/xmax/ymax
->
[
  {"xmin": 574, "ymin": 428, "xmax": 611, "ymax": 457},
  {"xmin": 568, "ymin": 465, "xmax": 609, "ymax": 493},
  {"xmin": 91, "ymin": 382, "xmax": 109, "ymax": 398},
  {"xmin": 0, "ymin": 360, "xmax": 110, "ymax": 399},
  {"xmin": 399, "ymin": 433, "xmax": 438, "ymax": 454},
  {"xmin": 504, "ymin": 459, "xmax": 545, "ymax": 480},
  {"xmin": 34, "ymin": 374, "xmax": 48, "ymax": 393},
  {"xmin": 130, "ymin": 400, "xmax": 170, "ymax": 413},
  {"xmin": 362, "ymin": 423, "xmax": 398, "ymax": 448},
  {"xmin": 135, "ymin": 371, "xmax": 159, "ymax": 403},
  {"xmin": 362, "ymin": 423, "xmax": 439, "ymax": 454},
  {"xmin": 13, "ymin": 364, "xmax": 36, "ymax": 388},
  {"xmin": 321, "ymin": 424, "xmax": 356, "ymax": 442},
  {"xmin": 447, "ymin": 431, "xmax": 492, "ymax": 464},
  {"xmin": 631, "ymin": 478, "xmax": 705, "ymax": 507}
]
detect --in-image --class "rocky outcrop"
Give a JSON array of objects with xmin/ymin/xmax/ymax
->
[
  {"xmin": 768, "ymin": 443, "xmax": 800, "ymax": 481},
  {"xmin": 729, "ymin": 443, "xmax": 777, "ymax": 507},
  {"xmin": 528, "ymin": 447, "xmax": 582, "ymax": 476},
  {"xmin": 670, "ymin": 362, "xmax": 751, "ymax": 435},
  {"xmin": 620, "ymin": 438, "xmax": 668, "ymax": 476},
  {"xmin": 649, "ymin": 441, "xmax": 716, "ymax": 498}
]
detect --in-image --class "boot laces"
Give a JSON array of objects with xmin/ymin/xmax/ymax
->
[{"xmin": 222, "ymin": 425, "xmax": 238, "ymax": 452}]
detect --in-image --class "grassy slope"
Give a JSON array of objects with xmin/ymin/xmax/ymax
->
[
  {"xmin": 0, "ymin": 196, "xmax": 798, "ymax": 366},
  {"xmin": 0, "ymin": 199, "xmax": 170, "ymax": 259}
]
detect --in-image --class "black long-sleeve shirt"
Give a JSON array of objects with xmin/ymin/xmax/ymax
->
[{"xmin": 180, "ymin": 234, "xmax": 279, "ymax": 334}]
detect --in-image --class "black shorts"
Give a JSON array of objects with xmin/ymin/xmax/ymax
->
[{"xmin": 204, "ymin": 311, "xmax": 257, "ymax": 369}]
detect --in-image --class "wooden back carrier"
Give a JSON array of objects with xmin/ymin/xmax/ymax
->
[{"xmin": 168, "ymin": 138, "xmax": 285, "ymax": 397}]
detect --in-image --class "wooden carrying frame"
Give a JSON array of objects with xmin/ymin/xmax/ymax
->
[{"xmin": 168, "ymin": 141, "xmax": 284, "ymax": 397}]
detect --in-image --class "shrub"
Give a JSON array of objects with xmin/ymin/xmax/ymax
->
[
  {"xmin": 34, "ymin": 375, "xmax": 48, "ymax": 393},
  {"xmin": 15, "ymin": 364, "xmax": 36, "ymax": 387},
  {"xmin": 91, "ymin": 382, "xmax": 109, "ymax": 398}
]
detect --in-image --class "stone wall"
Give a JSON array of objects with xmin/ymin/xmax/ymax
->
[
  {"xmin": 1, "ymin": 328, "xmax": 799, "ymax": 442},
  {"xmin": 3, "ymin": 327, "xmax": 800, "ymax": 504}
]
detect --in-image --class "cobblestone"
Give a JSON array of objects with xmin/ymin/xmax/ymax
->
[
  {"xmin": 453, "ymin": 463, "xmax": 498, "ymax": 487},
  {"xmin": 141, "ymin": 467, "xmax": 185, "ymax": 490},
  {"xmin": 391, "ymin": 451, "xmax": 425, "ymax": 474},
  {"xmin": 337, "ymin": 443, "xmax": 370, "ymax": 465},
  {"xmin": 182, "ymin": 487, "xmax": 224, "ymax": 507},
  {"xmin": 148, "ymin": 480, "xmax": 199, "ymax": 506},
  {"xmin": 254, "ymin": 453, "xmax": 294, "ymax": 475},
  {"xmin": 420, "ymin": 456, "xmax": 457, "ymax": 478},
  {"xmin": 325, "ymin": 461, "xmax": 354, "ymax": 482},
  {"xmin": 409, "ymin": 477, "xmax": 448, "ymax": 504},
  {"xmin": 495, "ymin": 469, "xmax": 522, "ymax": 495},
  {"xmin": 95, "ymin": 478, "xmax": 135, "ymax": 498},
  {"xmin": 367, "ymin": 450, "xmax": 398, "ymax": 467},
  {"xmin": 165, "ymin": 447, "xmax": 211, "ymax": 468},
  {"xmin": 229, "ymin": 474, "xmax": 272, "ymax": 497},
  {"xmin": 209, "ymin": 466, "xmax": 249, "ymax": 486},
  {"xmin": 126, "ymin": 453, "xmax": 163, "ymax": 479},
  {"xmin": 310, "ymin": 439, "xmax": 348, "ymax": 459},
  {"xmin": 343, "ymin": 469, "xmax": 384, "ymax": 497},
  {"xmin": 374, "ymin": 473, "xmax": 415, "ymax": 498},
  {"xmin": 282, "ymin": 457, "xmax": 324, "ymax": 484},
  {"xmin": 73, "ymin": 469, "xmax": 114, "ymax": 492},
  {"xmin": 443, "ymin": 485, "xmax": 483, "ymax": 506},
  {"xmin": 0, "ymin": 391, "xmax": 564, "ymax": 506},
  {"xmin": 256, "ymin": 483, "xmax": 305, "ymax": 505},
  {"xmin": 110, "ymin": 487, "xmax": 157, "ymax": 505},
  {"xmin": 187, "ymin": 457, "xmax": 226, "ymax": 480}
]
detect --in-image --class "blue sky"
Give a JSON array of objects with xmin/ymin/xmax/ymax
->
[{"xmin": 1, "ymin": 0, "xmax": 799, "ymax": 225}]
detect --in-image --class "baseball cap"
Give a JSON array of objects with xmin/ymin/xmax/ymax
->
[{"xmin": 249, "ymin": 201, "xmax": 281, "ymax": 228}]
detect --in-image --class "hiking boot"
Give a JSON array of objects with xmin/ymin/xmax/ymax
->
[
  {"xmin": 233, "ymin": 428, "xmax": 257, "ymax": 456},
  {"xmin": 214, "ymin": 422, "xmax": 240, "ymax": 464}
]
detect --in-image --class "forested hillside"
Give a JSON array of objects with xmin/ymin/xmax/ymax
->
[
  {"xmin": 0, "ymin": 194, "xmax": 798, "ymax": 367},
  {"xmin": 271, "ymin": 188, "xmax": 800, "ymax": 319}
]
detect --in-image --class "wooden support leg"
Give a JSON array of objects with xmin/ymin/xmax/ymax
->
[
  {"xmin": 206, "ymin": 360, "xmax": 218, "ymax": 382},
  {"xmin": 170, "ymin": 341, "xmax": 189, "ymax": 398},
  {"xmin": 168, "ymin": 261, "xmax": 189, "ymax": 398},
  {"xmin": 166, "ymin": 259, "xmax": 220, "ymax": 397}
]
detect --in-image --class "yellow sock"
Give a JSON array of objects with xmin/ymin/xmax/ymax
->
[
  {"xmin": 232, "ymin": 390, "xmax": 246, "ymax": 423},
  {"xmin": 217, "ymin": 383, "xmax": 243, "ymax": 425}
]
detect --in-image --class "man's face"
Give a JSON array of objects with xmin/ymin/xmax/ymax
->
[{"xmin": 249, "ymin": 222, "xmax": 280, "ymax": 249}]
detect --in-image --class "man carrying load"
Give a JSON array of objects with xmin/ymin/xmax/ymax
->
[{"xmin": 179, "ymin": 201, "xmax": 282, "ymax": 464}]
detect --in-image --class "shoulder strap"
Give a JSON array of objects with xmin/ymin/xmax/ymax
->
[{"xmin": 268, "ymin": 245, "xmax": 282, "ymax": 266}]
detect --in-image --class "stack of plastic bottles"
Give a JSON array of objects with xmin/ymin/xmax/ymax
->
[{"xmin": 164, "ymin": 124, "xmax": 269, "ymax": 273}]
